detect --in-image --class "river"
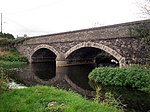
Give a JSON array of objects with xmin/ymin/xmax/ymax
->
[{"xmin": 7, "ymin": 62, "xmax": 150, "ymax": 112}]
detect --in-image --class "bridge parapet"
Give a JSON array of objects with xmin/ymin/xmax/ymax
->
[{"xmin": 22, "ymin": 19, "xmax": 150, "ymax": 45}]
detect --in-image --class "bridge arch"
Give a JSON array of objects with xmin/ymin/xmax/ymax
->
[
  {"xmin": 65, "ymin": 42, "xmax": 126, "ymax": 67},
  {"xmin": 30, "ymin": 44, "xmax": 59, "ymax": 63}
]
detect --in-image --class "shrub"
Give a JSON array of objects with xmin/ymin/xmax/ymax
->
[
  {"xmin": 0, "ymin": 38, "xmax": 14, "ymax": 47},
  {"xmin": 88, "ymin": 67, "xmax": 150, "ymax": 90}
]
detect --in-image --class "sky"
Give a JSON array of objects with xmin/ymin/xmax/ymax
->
[{"xmin": 0, "ymin": 0, "xmax": 147, "ymax": 37}]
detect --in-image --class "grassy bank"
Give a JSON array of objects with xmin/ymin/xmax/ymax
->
[
  {"xmin": 0, "ymin": 86, "xmax": 121, "ymax": 112},
  {"xmin": 0, "ymin": 47, "xmax": 28, "ymax": 68},
  {"xmin": 88, "ymin": 66, "xmax": 150, "ymax": 92},
  {"xmin": 0, "ymin": 60, "xmax": 27, "ymax": 69},
  {"xmin": 0, "ymin": 48, "xmax": 27, "ymax": 62},
  {"xmin": 0, "ymin": 61, "xmax": 27, "ymax": 68}
]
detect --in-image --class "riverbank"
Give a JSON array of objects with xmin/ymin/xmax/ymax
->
[
  {"xmin": 0, "ymin": 86, "xmax": 121, "ymax": 112},
  {"xmin": 0, "ymin": 47, "xmax": 28, "ymax": 93},
  {"xmin": 0, "ymin": 47, "xmax": 28, "ymax": 68}
]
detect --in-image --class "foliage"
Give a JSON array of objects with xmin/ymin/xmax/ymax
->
[
  {"xmin": 0, "ymin": 86, "xmax": 121, "ymax": 112},
  {"xmin": 138, "ymin": 0, "xmax": 150, "ymax": 18},
  {"xmin": 135, "ymin": 23, "xmax": 149, "ymax": 38},
  {"xmin": 0, "ymin": 32, "xmax": 26, "ymax": 48},
  {"xmin": 129, "ymin": 23, "xmax": 150, "ymax": 45},
  {"xmin": 144, "ymin": 35, "xmax": 150, "ymax": 45},
  {"xmin": 0, "ymin": 68, "xmax": 9, "ymax": 94},
  {"xmin": 0, "ymin": 61, "xmax": 27, "ymax": 68},
  {"xmin": 13, "ymin": 37, "xmax": 25, "ymax": 44},
  {"xmin": 102, "ymin": 92, "xmax": 125, "ymax": 111},
  {"xmin": 0, "ymin": 38, "xmax": 14, "ymax": 47},
  {"xmin": 88, "ymin": 66, "xmax": 150, "ymax": 90},
  {"xmin": 0, "ymin": 48, "xmax": 28, "ymax": 62},
  {"xmin": 128, "ymin": 22, "xmax": 150, "ymax": 64},
  {"xmin": 93, "ymin": 86, "xmax": 125, "ymax": 111},
  {"xmin": 93, "ymin": 86, "xmax": 101, "ymax": 103},
  {"xmin": 0, "ymin": 32, "xmax": 14, "ymax": 39}
]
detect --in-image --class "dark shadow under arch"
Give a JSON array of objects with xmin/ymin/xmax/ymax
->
[
  {"xmin": 66, "ymin": 47, "xmax": 119, "ymax": 67},
  {"xmin": 31, "ymin": 48, "xmax": 57, "ymax": 63},
  {"xmin": 65, "ymin": 42, "xmax": 126, "ymax": 67}
]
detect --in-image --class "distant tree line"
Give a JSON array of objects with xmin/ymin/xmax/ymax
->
[
  {"xmin": 0, "ymin": 32, "xmax": 15, "ymax": 39},
  {"xmin": 0, "ymin": 32, "xmax": 15, "ymax": 48}
]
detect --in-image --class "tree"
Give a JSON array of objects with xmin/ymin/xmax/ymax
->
[
  {"xmin": 0, "ymin": 32, "xmax": 14, "ymax": 39},
  {"xmin": 138, "ymin": 0, "xmax": 150, "ymax": 18}
]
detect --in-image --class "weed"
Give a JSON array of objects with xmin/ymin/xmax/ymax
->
[
  {"xmin": 93, "ymin": 86, "xmax": 101, "ymax": 103},
  {"xmin": 93, "ymin": 85, "xmax": 125, "ymax": 111},
  {"xmin": 0, "ymin": 68, "xmax": 9, "ymax": 94}
]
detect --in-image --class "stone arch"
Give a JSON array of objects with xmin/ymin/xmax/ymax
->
[
  {"xmin": 65, "ymin": 42, "xmax": 126, "ymax": 67},
  {"xmin": 29, "ymin": 44, "xmax": 59, "ymax": 63}
]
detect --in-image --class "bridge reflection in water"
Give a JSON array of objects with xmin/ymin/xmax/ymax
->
[{"xmin": 15, "ymin": 63, "xmax": 95, "ymax": 97}]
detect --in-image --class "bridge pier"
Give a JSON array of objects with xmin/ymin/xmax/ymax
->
[
  {"xmin": 56, "ymin": 54, "xmax": 68, "ymax": 67},
  {"xmin": 56, "ymin": 54, "xmax": 96, "ymax": 67},
  {"xmin": 56, "ymin": 60, "xmax": 96, "ymax": 67},
  {"xmin": 56, "ymin": 61, "xmax": 68, "ymax": 67}
]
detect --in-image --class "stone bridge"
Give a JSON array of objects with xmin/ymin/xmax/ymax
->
[{"xmin": 16, "ymin": 19, "xmax": 150, "ymax": 67}]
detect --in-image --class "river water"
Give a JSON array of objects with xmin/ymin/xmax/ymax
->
[{"xmin": 7, "ymin": 62, "xmax": 150, "ymax": 112}]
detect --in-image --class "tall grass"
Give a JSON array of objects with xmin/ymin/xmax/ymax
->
[{"xmin": 0, "ymin": 68, "xmax": 9, "ymax": 94}]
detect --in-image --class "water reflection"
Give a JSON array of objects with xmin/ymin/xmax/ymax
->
[
  {"xmin": 14, "ymin": 63, "xmax": 94, "ymax": 90},
  {"xmin": 13, "ymin": 63, "xmax": 94, "ymax": 95},
  {"xmin": 67, "ymin": 64, "xmax": 94, "ymax": 90},
  {"xmin": 31, "ymin": 62, "xmax": 56, "ymax": 81}
]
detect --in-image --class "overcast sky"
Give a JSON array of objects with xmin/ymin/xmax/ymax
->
[{"xmin": 0, "ymin": 0, "xmax": 146, "ymax": 37}]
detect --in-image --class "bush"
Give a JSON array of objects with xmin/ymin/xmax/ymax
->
[
  {"xmin": 0, "ymin": 32, "xmax": 14, "ymax": 39},
  {"xmin": 0, "ymin": 38, "xmax": 14, "ymax": 47},
  {"xmin": 88, "ymin": 67, "xmax": 150, "ymax": 90}
]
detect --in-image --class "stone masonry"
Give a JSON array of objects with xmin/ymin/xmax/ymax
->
[{"xmin": 16, "ymin": 19, "xmax": 150, "ymax": 67}]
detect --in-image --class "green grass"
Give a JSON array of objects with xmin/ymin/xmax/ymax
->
[
  {"xmin": 0, "ymin": 48, "xmax": 28, "ymax": 62},
  {"xmin": 0, "ymin": 86, "xmax": 121, "ymax": 112},
  {"xmin": 0, "ymin": 61, "xmax": 27, "ymax": 68},
  {"xmin": 0, "ymin": 47, "xmax": 28, "ymax": 68}
]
